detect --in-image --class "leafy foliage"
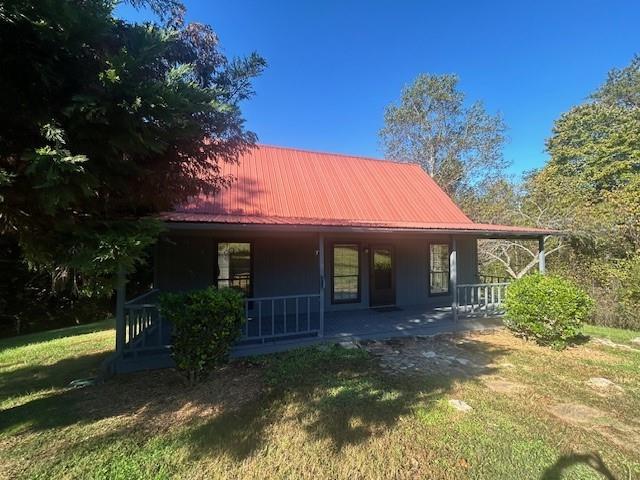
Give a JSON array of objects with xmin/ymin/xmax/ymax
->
[
  {"xmin": 504, "ymin": 274, "xmax": 594, "ymax": 348},
  {"xmin": 380, "ymin": 73, "xmax": 508, "ymax": 197},
  {"xmin": 0, "ymin": 0, "xmax": 265, "ymax": 293},
  {"xmin": 524, "ymin": 54, "xmax": 640, "ymax": 328},
  {"xmin": 466, "ymin": 54, "xmax": 640, "ymax": 329},
  {"xmin": 159, "ymin": 287, "xmax": 245, "ymax": 384},
  {"xmin": 0, "ymin": 238, "xmax": 111, "ymax": 337}
]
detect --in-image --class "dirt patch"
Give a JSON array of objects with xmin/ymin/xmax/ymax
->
[{"xmin": 77, "ymin": 361, "xmax": 264, "ymax": 435}]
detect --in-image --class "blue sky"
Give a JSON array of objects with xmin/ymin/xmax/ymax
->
[{"xmin": 117, "ymin": 0, "xmax": 639, "ymax": 178}]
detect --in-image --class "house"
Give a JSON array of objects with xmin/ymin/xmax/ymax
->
[{"xmin": 110, "ymin": 145, "xmax": 552, "ymax": 373}]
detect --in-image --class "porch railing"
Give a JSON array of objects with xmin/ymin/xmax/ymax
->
[
  {"xmin": 477, "ymin": 274, "xmax": 511, "ymax": 284},
  {"xmin": 242, "ymin": 293, "xmax": 322, "ymax": 344},
  {"xmin": 122, "ymin": 289, "xmax": 169, "ymax": 355},
  {"xmin": 457, "ymin": 282, "xmax": 509, "ymax": 316}
]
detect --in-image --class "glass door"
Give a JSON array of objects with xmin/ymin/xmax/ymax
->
[{"xmin": 370, "ymin": 246, "xmax": 395, "ymax": 307}]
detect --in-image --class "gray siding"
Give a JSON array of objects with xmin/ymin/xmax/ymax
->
[{"xmin": 154, "ymin": 229, "xmax": 478, "ymax": 311}]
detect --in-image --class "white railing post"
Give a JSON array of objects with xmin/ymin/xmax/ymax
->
[{"xmin": 538, "ymin": 236, "xmax": 546, "ymax": 274}]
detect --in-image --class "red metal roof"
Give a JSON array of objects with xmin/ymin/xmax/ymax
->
[{"xmin": 163, "ymin": 145, "xmax": 552, "ymax": 236}]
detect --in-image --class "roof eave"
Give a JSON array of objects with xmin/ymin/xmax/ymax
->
[{"xmin": 163, "ymin": 220, "xmax": 560, "ymax": 238}]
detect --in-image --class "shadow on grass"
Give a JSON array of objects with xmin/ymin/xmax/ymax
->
[
  {"xmin": 0, "ymin": 351, "xmax": 113, "ymax": 434},
  {"xmin": 0, "ymin": 320, "xmax": 114, "ymax": 351},
  {"xmin": 541, "ymin": 452, "xmax": 617, "ymax": 480},
  {"xmin": 2, "ymin": 334, "xmax": 509, "ymax": 463},
  {"xmin": 0, "ymin": 351, "xmax": 111, "ymax": 400},
  {"xmin": 179, "ymin": 338, "xmax": 509, "ymax": 460}
]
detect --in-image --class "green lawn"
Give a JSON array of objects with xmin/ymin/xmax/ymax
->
[{"xmin": 1, "ymin": 321, "xmax": 639, "ymax": 479}]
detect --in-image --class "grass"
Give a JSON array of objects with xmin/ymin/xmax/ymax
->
[
  {"xmin": 0, "ymin": 321, "xmax": 639, "ymax": 479},
  {"xmin": 582, "ymin": 323, "xmax": 640, "ymax": 344}
]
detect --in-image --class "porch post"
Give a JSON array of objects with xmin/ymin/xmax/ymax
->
[
  {"xmin": 318, "ymin": 234, "xmax": 325, "ymax": 337},
  {"xmin": 450, "ymin": 237, "xmax": 458, "ymax": 321},
  {"xmin": 115, "ymin": 265, "xmax": 127, "ymax": 353},
  {"xmin": 538, "ymin": 236, "xmax": 546, "ymax": 274}
]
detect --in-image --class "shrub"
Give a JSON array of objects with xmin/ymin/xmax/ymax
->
[
  {"xmin": 504, "ymin": 274, "xmax": 594, "ymax": 348},
  {"xmin": 159, "ymin": 287, "xmax": 245, "ymax": 384}
]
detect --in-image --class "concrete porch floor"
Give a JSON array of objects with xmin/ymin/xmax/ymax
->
[{"xmin": 232, "ymin": 306, "xmax": 503, "ymax": 357}]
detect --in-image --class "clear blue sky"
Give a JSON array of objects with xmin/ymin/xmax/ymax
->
[{"xmin": 117, "ymin": 0, "xmax": 639, "ymax": 178}]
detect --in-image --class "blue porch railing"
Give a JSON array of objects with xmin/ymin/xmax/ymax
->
[{"xmin": 240, "ymin": 293, "xmax": 322, "ymax": 345}]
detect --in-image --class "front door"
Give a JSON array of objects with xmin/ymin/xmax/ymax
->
[{"xmin": 370, "ymin": 246, "xmax": 395, "ymax": 307}]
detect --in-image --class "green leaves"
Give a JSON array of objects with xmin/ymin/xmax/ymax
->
[
  {"xmin": 379, "ymin": 73, "xmax": 508, "ymax": 198},
  {"xmin": 159, "ymin": 287, "xmax": 245, "ymax": 384},
  {"xmin": 505, "ymin": 274, "xmax": 594, "ymax": 349},
  {"xmin": 0, "ymin": 0, "xmax": 265, "ymax": 296}
]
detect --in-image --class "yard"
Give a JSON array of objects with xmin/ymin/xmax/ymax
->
[{"xmin": 1, "ymin": 321, "xmax": 639, "ymax": 479}]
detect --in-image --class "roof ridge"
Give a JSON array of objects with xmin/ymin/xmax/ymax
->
[{"xmin": 256, "ymin": 143, "xmax": 421, "ymax": 168}]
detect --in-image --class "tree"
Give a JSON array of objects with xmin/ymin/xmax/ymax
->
[
  {"xmin": 465, "ymin": 178, "xmax": 565, "ymax": 279},
  {"xmin": 379, "ymin": 74, "xmax": 508, "ymax": 198},
  {"xmin": 534, "ymin": 54, "xmax": 640, "ymax": 327},
  {"xmin": 0, "ymin": 0, "xmax": 265, "ymax": 294},
  {"xmin": 542, "ymin": 56, "xmax": 640, "ymax": 256}
]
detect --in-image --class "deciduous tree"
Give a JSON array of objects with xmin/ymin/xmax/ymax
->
[{"xmin": 379, "ymin": 74, "xmax": 508, "ymax": 198}]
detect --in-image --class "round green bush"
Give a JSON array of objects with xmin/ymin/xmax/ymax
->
[
  {"xmin": 504, "ymin": 274, "xmax": 594, "ymax": 348},
  {"xmin": 159, "ymin": 287, "xmax": 245, "ymax": 384}
]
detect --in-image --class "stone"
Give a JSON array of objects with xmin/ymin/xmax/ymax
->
[
  {"xmin": 69, "ymin": 377, "xmax": 98, "ymax": 389},
  {"xmin": 484, "ymin": 378, "xmax": 524, "ymax": 394},
  {"xmin": 448, "ymin": 399, "xmax": 473, "ymax": 413},
  {"xmin": 631, "ymin": 337, "xmax": 640, "ymax": 345},
  {"xmin": 586, "ymin": 377, "xmax": 623, "ymax": 392},
  {"xmin": 548, "ymin": 403, "xmax": 608, "ymax": 425},
  {"xmin": 421, "ymin": 351, "xmax": 437, "ymax": 359},
  {"xmin": 338, "ymin": 341, "xmax": 358, "ymax": 350},
  {"xmin": 592, "ymin": 337, "xmax": 640, "ymax": 351}
]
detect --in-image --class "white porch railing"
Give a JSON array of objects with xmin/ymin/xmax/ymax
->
[
  {"xmin": 242, "ymin": 293, "xmax": 322, "ymax": 343},
  {"xmin": 457, "ymin": 282, "xmax": 509, "ymax": 316},
  {"xmin": 122, "ymin": 289, "xmax": 169, "ymax": 355}
]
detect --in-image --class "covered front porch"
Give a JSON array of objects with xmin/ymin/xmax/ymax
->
[
  {"xmin": 108, "ymin": 281, "xmax": 508, "ymax": 373},
  {"xmin": 106, "ymin": 227, "xmax": 547, "ymax": 374},
  {"xmin": 233, "ymin": 305, "xmax": 503, "ymax": 356}
]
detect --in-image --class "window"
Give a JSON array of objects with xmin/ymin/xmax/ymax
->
[
  {"xmin": 217, "ymin": 242, "xmax": 251, "ymax": 295},
  {"xmin": 429, "ymin": 244, "xmax": 450, "ymax": 295},
  {"xmin": 332, "ymin": 244, "xmax": 360, "ymax": 303}
]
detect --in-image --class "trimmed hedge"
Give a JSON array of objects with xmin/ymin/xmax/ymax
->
[
  {"xmin": 504, "ymin": 274, "xmax": 594, "ymax": 349},
  {"xmin": 159, "ymin": 287, "xmax": 245, "ymax": 384}
]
